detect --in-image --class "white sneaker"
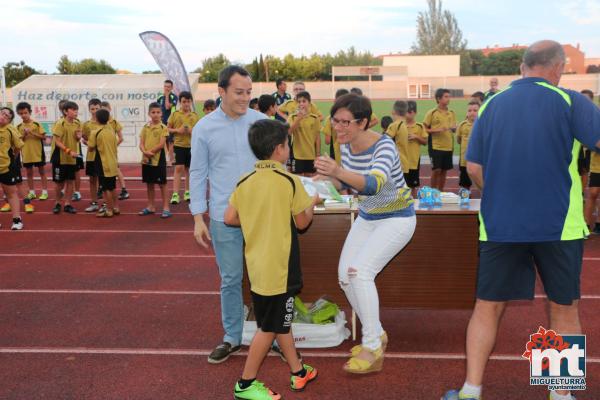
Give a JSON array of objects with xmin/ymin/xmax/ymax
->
[
  {"xmin": 11, "ymin": 220, "xmax": 23, "ymax": 230},
  {"xmin": 85, "ymin": 203, "xmax": 99, "ymax": 212}
]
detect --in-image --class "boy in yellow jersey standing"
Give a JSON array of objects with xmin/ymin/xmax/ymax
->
[
  {"xmin": 0, "ymin": 108, "xmax": 24, "ymax": 230},
  {"xmin": 167, "ymin": 91, "xmax": 199, "ymax": 205},
  {"xmin": 456, "ymin": 101, "xmax": 480, "ymax": 190},
  {"xmin": 86, "ymin": 109, "xmax": 120, "ymax": 217},
  {"xmin": 385, "ymin": 101, "xmax": 410, "ymax": 175},
  {"xmin": 82, "ymin": 98, "xmax": 103, "ymax": 212},
  {"xmin": 423, "ymin": 88, "xmax": 456, "ymax": 192},
  {"xmin": 287, "ymin": 91, "xmax": 321, "ymax": 175},
  {"xmin": 16, "ymin": 102, "xmax": 49, "ymax": 202},
  {"xmin": 139, "ymin": 102, "xmax": 170, "ymax": 218},
  {"xmin": 51, "ymin": 101, "xmax": 82, "ymax": 214},
  {"xmin": 99, "ymin": 101, "xmax": 129, "ymax": 200},
  {"xmin": 279, "ymin": 82, "xmax": 323, "ymax": 120},
  {"xmin": 323, "ymin": 88, "xmax": 349, "ymax": 165},
  {"xmin": 225, "ymin": 119, "xmax": 319, "ymax": 400},
  {"xmin": 404, "ymin": 101, "xmax": 428, "ymax": 196}
]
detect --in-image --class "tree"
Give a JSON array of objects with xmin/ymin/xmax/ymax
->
[
  {"xmin": 460, "ymin": 49, "xmax": 485, "ymax": 76},
  {"xmin": 196, "ymin": 54, "xmax": 230, "ymax": 83},
  {"xmin": 480, "ymin": 49, "xmax": 524, "ymax": 75},
  {"xmin": 587, "ymin": 65, "xmax": 600, "ymax": 73},
  {"xmin": 142, "ymin": 70, "xmax": 161, "ymax": 74},
  {"xmin": 56, "ymin": 55, "xmax": 116, "ymax": 74},
  {"xmin": 57, "ymin": 55, "xmax": 73, "ymax": 74},
  {"xmin": 3, "ymin": 61, "xmax": 39, "ymax": 87},
  {"xmin": 411, "ymin": 0, "xmax": 467, "ymax": 55}
]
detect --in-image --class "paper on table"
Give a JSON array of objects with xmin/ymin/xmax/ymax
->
[{"xmin": 299, "ymin": 176, "xmax": 344, "ymax": 201}]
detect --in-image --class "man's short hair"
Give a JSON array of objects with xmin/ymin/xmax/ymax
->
[
  {"xmin": 296, "ymin": 91, "xmax": 311, "ymax": 102},
  {"xmin": 581, "ymin": 89, "xmax": 594, "ymax": 101},
  {"xmin": 96, "ymin": 109, "xmax": 110, "ymax": 124},
  {"xmin": 330, "ymin": 93, "xmax": 372, "ymax": 128},
  {"xmin": 16, "ymin": 102, "xmax": 32, "ymax": 113},
  {"xmin": 258, "ymin": 94, "xmax": 276, "ymax": 113},
  {"xmin": 248, "ymin": 119, "xmax": 289, "ymax": 160},
  {"xmin": 350, "ymin": 87, "xmax": 363, "ymax": 95},
  {"xmin": 393, "ymin": 100, "xmax": 408, "ymax": 117},
  {"xmin": 523, "ymin": 41, "xmax": 565, "ymax": 69},
  {"xmin": 164, "ymin": 79, "xmax": 173, "ymax": 86},
  {"xmin": 88, "ymin": 98, "xmax": 101, "ymax": 107},
  {"xmin": 435, "ymin": 88, "xmax": 450, "ymax": 103},
  {"xmin": 218, "ymin": 65, "xmax": 250, "ymax": 89},
  {"xmin": 380, "ymin": 116, "xmax": 393, "ymax": 131},
  {"xmin": 276, "ymin": 78, "xmax": 285, "ymax": 88},
  {"xmin": 179, "ymin": 91, "xmax": 193, "ymax": 101},
  {"xmin": 63, "ymin": 101, "xmax": 79, "ymax": 111},
  {"xmin": 335, "ymin": 88, "xmax": 349, "ymax": 99}
]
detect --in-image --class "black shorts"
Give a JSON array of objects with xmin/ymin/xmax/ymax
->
[
  {"xmin": 459, "ymin": 166, "xmax": 472, "ymax": 188},
  {"xmin": 86, "ymin": 161, "xmax": 98, "ymax": 177},
  {"xmin": 173, "ymin": 146, "xmax": 191, "ymax": 167},
  {"xmin": 142, "ymin": 165, "xmax": 167, "ymax": 185},
  {"xmin": 52, "ymin": 164, "xmax": 77, "ymax": 183},
  {"xmin": 9, "ymin": 157, "xmax": 23, "ymax": 184},
  {"xmin": 0, "ymin": 170, "xmax": 18, "ymax": 186},
  {"xmin": 167, "ymin": 133, "xmax": 174, "ymax": 144},
  {"xmin": 405, "ymin": 168, "xmax": 420, "ymax": 188},
  {"xmin": 251, "ymin": 291, "xmax": 295, "ymax": 334},
  {"xmin": 477, "ymin": 240, "xmax": 583, "ymax": 305},
  {"xmin": 23, "ymin": 161, "xmax": 46, "ymax": 168},
  {"xmin": 430, "ymin": 150, "xmax": 453, "ymax": 171},
  {"xmin": 99, "ymin": 176, "xmax": 116, "ymax": 191},
  {"xmin": 578, "ymin": 148, "xmax": 591, "ymax": 175},
  {"xmin": 589, "ymin": 172, "xmax": 600, "ymax": 187},
  {"xmin": 293, "ymin": 159, "xmax": 315, "ymax": 174},
  {"xmin": 76, "ymin": 156, "xmax": 84, "ymax": 170}
]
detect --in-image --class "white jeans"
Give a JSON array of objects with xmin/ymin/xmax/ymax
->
[{"xmin": 338, "ymin": 215, "xmax": 416, "ymax": 351}]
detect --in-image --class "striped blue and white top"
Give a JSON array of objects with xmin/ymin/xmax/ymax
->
[{"xmin": 340, "ymin": 134, "xmax": 415, "ymax": 220}]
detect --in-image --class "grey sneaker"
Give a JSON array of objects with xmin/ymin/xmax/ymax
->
[
  {"xmin": 85, "ymin": 202, "xmax": 99, "ymax": 212},
  {"xmin": 207, "ymin": 342, "xmax": 241, "ymax": 364}
]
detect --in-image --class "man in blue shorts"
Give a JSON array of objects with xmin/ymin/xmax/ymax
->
[{"xmin": 443, "ymin": 40, "xmax": 600, "ymax": 400}]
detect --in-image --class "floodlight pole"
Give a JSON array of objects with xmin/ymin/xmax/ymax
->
[{"xmin": 0, "ymin": 68, "xmax": 6, "ymax": 106}]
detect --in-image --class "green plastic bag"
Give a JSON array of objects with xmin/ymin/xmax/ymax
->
[{"xmin": 293, "ymin": 296, "xmax": 339, "ymax": 324}]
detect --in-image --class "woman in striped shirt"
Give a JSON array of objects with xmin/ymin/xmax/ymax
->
[{"xmin": 315, "ymin": 94, "xmax": 416, "ymax": 374}]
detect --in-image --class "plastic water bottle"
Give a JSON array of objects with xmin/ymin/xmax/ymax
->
[
  {"xmin": 459, "ymin": 188, "xmax": 471, "ymax": 209},
  {"xmin": 432, "ymin": 189, "xmax": 442, "ymax": 208},
  {"xmin": 418, "ymin": 186, "xmax": 433, "ymax": 209}
]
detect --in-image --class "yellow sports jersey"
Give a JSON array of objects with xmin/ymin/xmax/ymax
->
[
  {"xmin": 386, "ymin": 120, "xmax": 409, "ymax": 173},
  {"xmin": 423, "ymin": 108, "xmax": 456, "ymax": 151},
  {"xmin": 457, "ymin": 120, "xmax": 474, "ymax": 167},
  {"xmin": 229, "ymin": 160, "xmax": 313, "ymax": 296},
  {"xmin": 406, "ymin": 122, "xmax": 427, "ymax": 170},
  {"xmin": 140, "ymin": 123, "xmax": 168, "ymax": 166},
  {"xmin": 51, "ymin": 118, "xmax": 82, "ymax": 165},
  {"xmin": 0, "ymin": 125, "xmax": 24, "ymax": 174},
  {"xmin": 288, "ymin": 113, "xmax": 321, "ymax": 160},
  {"xmin": 82, "ymin": 120, "xmax": 103, "ymax": 161},
  {"xmin": 17, "ymin": 120, "xmax": 45, "ymax": 164},
  {"xmin": 108, "ymin": 117, "xmax": 122, "ymax": 134},
  {"xmin": 88, "ymin": 125, "xmax": 119, "ymax": 177},
  {"xmin": 322, "ymin": 118, "xmax": 341, "ymax": 165},
  {"xmin": 279, "ymin": 100, "xmax": 322, "ymax": 119},
  {"xmin": 590, "ymin": 151, "xmax": 600, "ymax": 174},
  {"xmin": 167, "ymin": 110, "xmax": 200, "ymax": 148}
]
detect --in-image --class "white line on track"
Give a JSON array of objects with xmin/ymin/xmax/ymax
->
[
  {"xmin": 0, "ymin": 347, "xmax": 597, "ymax": 363},
  {"xmin": 0, "ymin": 253, "xmax": 214, "ymax": 258},
  {"xmin": 0, "ymin": 289, "xmax": 219, "ymax": 295},
  {"xmin": 535, "ymin": 294, "xmax": 600, "ymax": 299}
]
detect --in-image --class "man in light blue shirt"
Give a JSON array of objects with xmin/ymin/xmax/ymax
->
[{"xmin": 189, "ymin": 65, "xmax": 267, "ymax": 364}]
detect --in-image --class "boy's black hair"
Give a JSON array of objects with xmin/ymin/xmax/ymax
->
[
  {"xmin": 380, "ymin": 116, "xmax": 393, "ymax": 131},
  {"xmin": 435, "ymin": 88, "xmax": 450, "ymax": 103},
  {"xmin": 100, "ymin": 101, "xmax": 111, "ymax": 108},
  {"xmin": 248, "ymin": 119, "xmax": 289, "ymax": 160},
  {"xmin": 407, "ymin": 100, "xmax": 417, "ymax": 113},
  {"xmin": 148, "ymin": 102, "xmax": 161, "ymax": 112},
  {"xmin": 581, "ymin": 89, "xmax": 594, "ymax": 101},
  {"xmin": 296, "ymin": 91, "xmax": 311, "ymax": 102},
  {"xmin": 218, "ymin": 65, "xmax": 250, "ymax": 89},
  {"xmin": 471, "ymin": 91, "xmax": 485, "ymax": 103},
  {"xmin": 164, "ymin": 79, "xmax": 174, "ymax": 86},
  {"xmin": 16, "ymin": 102, "xmax": 32, "ymax": 113},
  {"xmin": 1, "ymin": 107, "xmax": 15, "ymax": 122},
  {"xmin": 335, "ymin": 88, "xmax": 349, "ymax": 98},
  {"xmin": 258, "ymin": 94, "xmax": 276, "ymax": 113},
  {"xmin": 203, "ymin": 99, "xmax": 216, "ymax": 109},
  {"xmin": 276, "ymin": 78, "xmax": 285, "ymax": 88},
  {"xmin": 96, "ymin": 109, "xmax": 110, "ymax": 124},
  {"xmin": 393, "ymin": 100, "xmax": 408, "ymax": 117},
  {"xmin": 63, "ymin": 101, "xmax": 79, "ymax": 111},
  {"xmin": 179, "ymin": 91, "xmax": 193, "ymax": 101},
  {"xmin": 330, "ymin": 93, "xmax": 372, "ymax": 129},
  {"xmin": 467, "ymin": 100, "xmax": 481, "ymax": 108},
  {"xmin": 88, "ymin": 98, "xmax": 102, "ymax": 107},
  {"xmin": 350, "ymin": 87, "xmax": 363, "ymax": 96},
  {"xmin": 249, "ymin": 98, "xmax": 259, "ymax": 109},
  {"xmin": 58, "ymin": 99, "xmax": 68, "ymax": 110}
]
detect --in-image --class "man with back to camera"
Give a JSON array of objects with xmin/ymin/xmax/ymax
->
[{"xmin": 442, "ymin": 40, "xmax": 600, "ymax": 400}]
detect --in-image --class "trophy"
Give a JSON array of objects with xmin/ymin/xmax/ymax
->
[{"xmin": 459, "ymin": 188, "xmax": 471, "ymax": 209}]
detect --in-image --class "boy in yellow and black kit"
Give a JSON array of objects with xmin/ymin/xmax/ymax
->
[
  {"xmin": 404, "ymin": 101, "xmax": 428, "ymax": 197},
  {"xmin": 287, "ymin": 91, "xmax": 320, "ymax": 175},
  {"xmin": 224, "ymin": 119, "xmax": 319, "ymax": 400},
  {"xmin": 456, "ymin": 101, "xmax": 480, "ymax": 190},
  {"xmin": 82, "ymin": 98, "xmax": 103, "ymax": 212},
  {"xmin": 0, "ymin": 108, "xmax": 24, "ymax": 230},
  {"xmin": 51, "ymin": 101, "xmax": 82, "ymax": 214},
  {"xmin": 386, "ymin": 101, "xmax": 410, "ymax": 176},
  {"xmin": 167, "ymin": 91, "xmax": 199, "ymax": 205},
  {"xmin": 16, "ymin": 102, "xmax": 49, "ymax": 202},
  {"xmin": 87, "ymin": 109, "xmax": 120, "ymax": 217}
]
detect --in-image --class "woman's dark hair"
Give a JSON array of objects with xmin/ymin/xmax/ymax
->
[
  {"xmin": 330, "ymin": 93, "xmax": 372, "ymax": 129},
  {"xmin": 248, "ymin": 119, "xmax": 289, "ymax": 160}
]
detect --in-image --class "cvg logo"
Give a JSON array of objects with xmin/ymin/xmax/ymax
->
[{"xmin": 120, "ymin": 107, "xmax": 141, "ymax": 119}]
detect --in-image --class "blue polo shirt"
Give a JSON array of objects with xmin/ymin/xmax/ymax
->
[{"xmin": 467, "ymin": 77, "xmax": 600, "ymax": 242}]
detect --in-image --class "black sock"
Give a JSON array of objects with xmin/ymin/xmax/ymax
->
[
  {"xmin": 238, "ymin": 378, "xmax": 255, "ymax": 389},
  {"xmin": 292, "ymin": 367, "xmax": 306, "ymax": 378},
  {"xmin": 23, "ymin": 198, "xmax": 30, "ymax": 205},
  {"xmin": 13, "ymin": 217, "xmax": 21, "ymax": 223}
]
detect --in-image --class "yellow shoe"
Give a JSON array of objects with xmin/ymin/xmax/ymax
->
[
  {"xmin": 26, "ymin": 192, "xmax": 37, "ymax": 200},
  {"xmin": 343, "ymin": 346, "xmax": 384, "ymax": 374},
  {"xmin": 350, "ymin": 331, "xmax": 388, "ymax": 356},
  {"xmin": 25, "ymin": 204, "xmax": 35, "ymax": 213},
  {"xmin": 0, "ymin": 203, "xmax": 11, "ymax": 212},
  {"xmin": 39, "ymin": 192, "xmax": 49, "ymax": 201},
  {"xmin": 96, "ymin": 210, "xmax": 113, "ymax": 218}
]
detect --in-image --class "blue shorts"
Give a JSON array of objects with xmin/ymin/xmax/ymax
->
[{"xmin": 476, "ymin": 240, "xmax": 583, "ymax": 305}]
